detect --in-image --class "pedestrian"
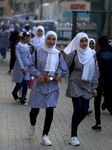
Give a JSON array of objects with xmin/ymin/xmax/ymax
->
[
  {"xmin": 19, "ymin": 26, "xmax": 45, "ymax": 100},
  {"xmin": 31, "ymin": 24, "xmax": 37, "ymax": 37},
  {"xmin": 8, "ymin": 24, "xmax": 15, "ymax": 51},
  {"xmin": 87, "ymin": 38, "xmax": 96, "ymax": 114},
  {"xmin": 89, "ymin": 38, "xmax": 96, "ymax": 50},
  {"xmin": 28, "ymin": 31, "xmax": 68, "ymax": 146},
  {"xmin": 0, "ymin": 24, "xmax": 10, "ymax": 61},
  {"xmin": 92, "ymin": 35, "xmax": 112, "ymax": 130},
  {"xmin": 18, "ymin": 42, "xmax": 34, "ymax": 100},
  {"xmin": 23, "ymin": 24, "xmax": 32, "ymax": 35},
  {"xmin": 12, "ymin": 31, "xmax": 31, "ymax": 105},
  {"xmin": 89, "ymin": 38, "xmax": 107, "ymax": 112},
  {"xmin": 64, "ymin": 32, "xmax": 99, "ymax": 146},
  {"xmin": 9, "ymin": 24, "xmax": 14, "ymax": 33},
  {"xmin": 8, "ymin": 23, "xmax": 20, "ymax": 73},
  {"xmin": 30, "ymin": 25, "xmax": 45, "ymax": 51}
]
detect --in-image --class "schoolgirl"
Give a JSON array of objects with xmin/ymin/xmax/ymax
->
[
  {"xmin": 89, "ymin": 38, "xmax": 96, "ymax": 50},
  {"xmin": 28, "ymin": 31, "xmax": 68, "ymax": 145},
  {"xmin": 12, "ymin": 32, "xmax": 31, "ymax": 105},
  {"xmin": 64, "ymin": 32, "xmax": 99, "ymax": 146},
  {"xmin": 30, "ymin": 25, "xmax": 45, "ymax": 51},
  {"xmin": 88, "ymin": 38, "xmax": 96, "ymax": 114}
]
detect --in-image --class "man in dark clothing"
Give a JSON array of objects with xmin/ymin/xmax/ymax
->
[
  {"xmin": 92, "ymin": 35, "xmax": 112, "ymax": 130},
  {"xmin": 8, "ymin": 23, "xmax": 20, "ymax": 73}
]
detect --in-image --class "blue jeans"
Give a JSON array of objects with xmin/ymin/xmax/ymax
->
[
  {"xmin": 71, "ymin": 97, "xmax": 89, "ymax": 137},
  {"xmin": 0, "ymin": 46, "xmax": 7, "ymax": 59},
  {"xmin": 13, "ymin": 80, "xmax": 29, "ymax": 100}
]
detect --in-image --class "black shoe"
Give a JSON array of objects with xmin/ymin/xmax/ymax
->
[
  {"xmin": 7, "ymin": 70, "xmax": 12, "ymax": 74},
  {"xmin": 12, "ymin": 91, "xmax": 19, "ymax": 100},
  {"xmin": 92, "ymin": 124, "xmax": 102, "ymax": 131},
  {"xmin": 101, "ymin": 101, "xmax": 106, "ymax": 111},
  {"xmin": 20, "ymin": 100, "xmax": 25, "ymax": 104},
  {"xmin": 19, "ymin": 98, "xmax": 27, "ymax": 105},
  {"xmin": 87, "ymin": 108, "xmax": 93, "ymax": 115}
]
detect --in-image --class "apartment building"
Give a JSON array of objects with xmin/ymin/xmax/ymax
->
[
  {"xmin": 0, "ymin": 0, "xmax": 6, "ymax": 16},
  {"xmin": 13, "ymin": 0, "xmax": 39, "ymax": 19},
  {"xmin": 0, "ymin": 0, "xmax": 11, "ymax": 16}
]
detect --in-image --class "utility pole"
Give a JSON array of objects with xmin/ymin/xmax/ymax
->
[
  {"xmin": 106, "ymin": 0, "xmax": 111, "ymax": 36},
  {"xmin": 40, "ymin": 0, "xmax": 43, "ymax": 19}
]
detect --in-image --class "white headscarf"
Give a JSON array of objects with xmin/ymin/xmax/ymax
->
[
  {"xmin": 89, "ymin": 38, "xmax": 96, "ymax": 50},
  {"xmin": 64, "ymin": 32, "xmax": 96, "ymax": 82},
  {"xmin": 30, "ymin": 25, "xmax": 45, "ymax": 49},
  {"xmin": 9, "ymin": 24, "xmax": 14, "ymax": 32},
  {"xmin": 89, "ymin": 38, "xmax": 96, "ymax": 46},
  {"xmin": 43, "ymin": 31, "xmax": 60, "ymax": 75}
]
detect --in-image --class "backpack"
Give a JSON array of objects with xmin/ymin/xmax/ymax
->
[
  {"xmin": 69, "ymin": 50, "xmax": 77, "ymax": 77},
  {"xmin": 35, "ymin": 50, "xmax": 61, "ymax": 69}
]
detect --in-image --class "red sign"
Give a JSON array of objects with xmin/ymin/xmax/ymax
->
[{"xmin": 71, "ymin": 4, "xmax": 86, "ymax": 10}]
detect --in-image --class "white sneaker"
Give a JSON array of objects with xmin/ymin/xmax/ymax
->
[
  {"xmin": 42, "ymin": 135, "xmax": 52, "ymax": 146},
  {"xmin": 69, "ymin": 137, "xmax": 80, "ymax": 146},
  {"xmin": 24, "ymin": 102, "xmax": 28, "ymax": 106},
  {"xmin": 28, "ymin": 125, "xmax": 35, "ymax": 136}
]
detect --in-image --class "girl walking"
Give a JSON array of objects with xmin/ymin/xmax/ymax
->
[
  {"xmin": 12, "ymin": 32, "xmax": 31, "ymax": 105},
  {"xmin": 28, "ymin": 31, "xmax": 68, "ymax": 145},
  {"xmin": 64, "ymin": 32, "xmax": 99, "ymax": 146}
]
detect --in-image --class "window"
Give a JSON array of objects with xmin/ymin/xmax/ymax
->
[{"xmin": 28, "ymin": 2, "xmax": 34, "ymax": 11}]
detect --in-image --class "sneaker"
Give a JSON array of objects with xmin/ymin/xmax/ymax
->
[
  {"xmin": 24, "ymin": 102, "xmax": 28, "ymax": 106},
  {"xmin": 101, "ymin": 101, "xmax": 106, "ymax": 111},
  {"xmin": 19, "ymin": 98, "xmax": 27, "ymax": 105},
  {"xmin": 69, "ymin": 137, "xmax": 80, "ymax": 146},
  {"xmin": 87, "ymin": 108, "xmax": 93, "ymax": 115},
  {"xmin": 12, "ymin": 91, "xmax": 19, "ymax": 100},
  {"xmin": 42, "ymin": 135, "xmax": 52, "ymax": 146},
  {"xmin": 28, "ymin": 125, "xmax": 35, "ymax": 136},
  {"xmin": 7, "ymin": 70, "xmax": 12, "ymax": 74},
  {"xmin": 92, "ymin": 124, "xmax": 102, "ymax": 131},
  {"xmin": 23, "ymin": 98, "xmax": 28, "ymax": 106},
  {"xmin": 20, "ymin": 100, "xmax": 25, "ymax": 104}
]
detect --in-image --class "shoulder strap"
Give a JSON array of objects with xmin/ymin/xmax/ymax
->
[
  {"xmin": 35, "ymin": 50, "xmax": 37, "ymax": 69},
  {"xmin": 59, "ymin": 53, "xmax": 60, "ymax": 57},
  {"xmin": 69, "ymin": 50, "xmax": 77, "ymax": 77},
  {"xmin": 72, "ymin": 50, "xmax": 77, "ymax": 62}
]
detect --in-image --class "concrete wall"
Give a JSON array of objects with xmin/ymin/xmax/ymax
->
[
  {"xmin": 42, "ymin": 2, "xmax": 61, "ymax": 20},
  {"xmin": 42, "ymin": 1, "xmax": 90, "ymax": 22}
]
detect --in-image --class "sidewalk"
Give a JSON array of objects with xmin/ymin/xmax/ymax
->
[{"xmin": 0, "ymin": 51, "xmax": 112, "ymax": 150}]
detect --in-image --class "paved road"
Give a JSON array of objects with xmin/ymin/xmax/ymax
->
[{"xmin": 0, "ymin": 51, "xmax": 112, "ymax": 150}]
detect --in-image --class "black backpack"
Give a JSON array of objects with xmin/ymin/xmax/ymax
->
[{"xmin": 69, "ymin": 50, "xmax": 77, "ymax": 77}]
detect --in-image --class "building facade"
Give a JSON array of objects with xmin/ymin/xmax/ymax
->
[
  {"xmin": 0, "ymin": 0, "xmax": 11, "ymax": 17},
  {"xmin": 40, "ymin": 1, "xmax": 90, "ymax": 23},
  {"xmin": 13, "ymin": 0, "xmax": 39, "ymax": 20}
]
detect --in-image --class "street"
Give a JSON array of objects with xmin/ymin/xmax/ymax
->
[{"xmin": 0, "ymin": 51, "xmax": 112, "ymax": 150}]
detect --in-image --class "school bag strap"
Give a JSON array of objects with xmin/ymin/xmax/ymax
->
[
  {"xmin": 69, "ymin": 50, "xmax": 77, "ymax": 77},
  {"xmin": 35, "ymin": 50, "xmax": 37, "ymax": 69}
]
